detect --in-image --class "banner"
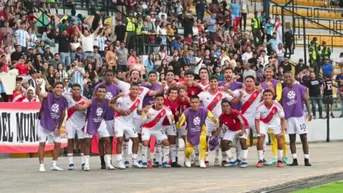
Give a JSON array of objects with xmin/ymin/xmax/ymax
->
[{"xmin": 0, "ymin": 103, "xmax": 67, "ymax": 153}]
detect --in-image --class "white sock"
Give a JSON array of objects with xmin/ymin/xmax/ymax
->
[
  {"xmin": 304, "ymin": 154, "xmax": 309, "ymax": 159},
  {"xmin": 205, "ymin": 152, "xmax": 209, "ymax": 162},
  {"xmin": 67, "ymin": 153, "xmax": 73, "ymax": 164},
  {"xmin": 277, "ymin": 150, "xmax": 283, "ymax": 161},
  {"xmin": 292, "ymin": 153, "xmax": 297, "ymax": 159},
  {"xmin": 80, "ymin": 153, "xmax": 85, "ymax": 164},
  {"xmin": 241, "ymin": 149, "xmax": 248, "ymax": 161},
  {"xmin": 147, "ymin": 148, "xmax": 151, "ymax": 162},
  {"xmin": 215, "ymin": 145, "xmax": 220, "ymax": 159},
  {"xmin": 225, "ymin": 150, "xmax": 233, "ymax": 162},
  {"xmin": 116, "ymin": 154, "xmax": 123, "ymax": 162},
  {"xmin": 175, "ymin": 138, "xmax": 179, "ymax": 159},
  {"xmin": 132, "ymin": 154, "xmax": 138, "ymax": 162},
  {"xmin": 39, "ymin": 163, "xmax": 44, "ymax": 168},
  {"xmin": 236, "ymin": 143, "xmax": 241, "ymax": 160},
  {"xmin": 123, "ymin": 141, "xmax": 129, "ymax": 162},
  {"xmin": 141, "ymin": 146, "xmax": 148, "ymax": 163},
  {"xmin": 163, "ymin": 146, "xmax": 170, "ymax": 163},
  {"xmin": 105, "ymin": 154, "xmax": 112, "ymax": 167},
  {"xmin": 84, "ymin": 155, "xmax": 90, "ymax": 167},
  {"xmin": 155, "ymin": 144, "xmax": 162, "ymax": 163},
  {"xmin": 51, "ymin": 160, "xmax": 57, "ymax": 167},
  {"xmin": 258, "ymin": 150, "xmax": 264, "ymax": 161},
  {"xmin": 170, "ymin": 144, "xmax": 177, "ymax": 162},
  {"xmin": 138, "ymin": 143, "xmax": 143, "ymax": 160},
  {"xmin": 194, "ymin": 145, "xmax": 199, "ymax": 157},
  {"xmin": 221, "ymin": 150, "xmax": 227, "ymax": 162}
]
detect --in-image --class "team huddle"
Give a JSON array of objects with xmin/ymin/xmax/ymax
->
[{"xmin": 35, "ymin": 67, "xmax": 312, "ymax": 172}]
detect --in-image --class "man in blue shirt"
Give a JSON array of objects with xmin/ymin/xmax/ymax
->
[
  {"xmin": 267, "ymin": 32, "xmax": 281, "ymax": 53},
  {"xmin": 229, "ymin": 0, "xmax": 240, "ymax": 32},
  {"xmin": 265, "ymin": 17, "xmax": 274, "ymax": 42},
  {"xmin": 206, "ymin": 13, "xmax": 217, "ymax": 39},
  {"xmin": 171, "ymin": 36, "xmax": 182, "ymax": 52},
  {"xmin": 322, "ymin": 58, "xmax": 334, "ymax": 78}
]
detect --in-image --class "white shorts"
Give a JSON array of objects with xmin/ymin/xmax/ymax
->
[
  {"xmin": 223, "ymin": 129, "xmax": 249, "ymax": 142},
  {"xmin": 163, "ymin": 125, "xmax": 177, "ymax": 136},
  {"xmin": 84, "ymin": 120, "xmax": 111, "ymax": 138},
  {"xmin": 114, "ymin": 119, "xmax": 138, "ymax": 138},
  {"xmin": 105, "ymin": 120, "xmax": 114, "ymax": 136},
  {"xmin": 37, "ymin": 123, "xmax": 61, "ymax": 143},
  {"xmin": 260, "ymin": 123, "xmax": 282, "ymax": 136},
  {"xmin": 133, "ymin": 118, "xmax": 142, "ymax": 134},
  {"xmin": 286, "ymin": 116, "xmax": 307, "ymax": 135},
  {"xmin": 141, "ymin": 128, "xmax": 168, "ymax": 144},
  {"xmin": 206, "ymin": 120, "xmax": 219, "ymax": 136},
  {"xmin": 66, "ymin": 120, "xmax": 85, "ymax": 139},
  {"xmin": 178, "ymin": 125, "xmax": 187, "ymax": 137}
]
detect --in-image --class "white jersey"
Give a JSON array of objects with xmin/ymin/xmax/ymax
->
[
  {"xmin": 198, "ymin": 82, "xmax": 210, "ymax": 91},
  {"xmin": 142, "ymin": 106, "xmax": 172, "ymax": 130},
  {"xmin": 240, "ymin": 89, "xmax": 263, "ymax": 120},
  {"xmin": 118, "ymin": 80, "xmax": 151, "ymax": 119},
  {"xmin": 115, "ymin": 93, "xmax": 143, "ymax": 122},
  {"xmin": 255, "ymin": 101, "xmax": 285, "ymax": 128},
  {"xmin": 64, "ymin": 93, "xmax": 88, "ymax": 128},
  {"xmin": 198, "ymin": 90, "xmax": 233, "ymax": 117}
]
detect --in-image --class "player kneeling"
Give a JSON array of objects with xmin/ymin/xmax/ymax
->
[
  {"xmin": 213, "ymin": 100, "xmax": 249, "ymax": 168},
  {"xmin": 141, "ymin": 94, "xmax": 174, "ymax": 168},
  {"xmin": 255, "ymin": 89, "xmax": 286, "ymax": 167},
  {"xmin": 176, "ymin": 95, "xmax": 218, "ymax": 168}
]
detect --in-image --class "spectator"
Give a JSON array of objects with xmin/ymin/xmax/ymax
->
[
  {"xmin": 55, "ymin": 30, "xmax": 71, "ymax": 67},
  {"xmin": 306, "ymin": 71, "xmax": 323, "ymax": 119},
  {"xmin": 322, "ymin": 58, "xmax": 334, "ymax": 78},
  {"xmin": 116, "ymin": 41, "xmax": 129, "ymax": 72}
]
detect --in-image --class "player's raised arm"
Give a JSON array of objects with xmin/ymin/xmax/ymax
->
[
  {"xmin": 149, "ymin": 81, "xmax": 167, "ymax": 96},
  {"xmin": 74, "ymin": 99, "xmax": 92, "ymax": 111},
  {"xmin": 35, "ymin": 79, "xmax": 48, "ymax": 98}
]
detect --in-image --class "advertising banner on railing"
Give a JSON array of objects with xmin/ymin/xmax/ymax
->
[{"xmin": 0, "ymin": 103, "xmax": 67, "ymax": 153}]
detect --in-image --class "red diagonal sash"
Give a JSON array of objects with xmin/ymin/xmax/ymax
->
[
  {"xmin": 67, "ymin": 101, "xmax": 86, "ymax": 120},
  {"xmin": 207, "ymin": 92, "xmax": 223, "ymax": 111},
  {"xmin": 129, "ymin": 98, "xmax": 141, "ymax": 112},
  {"xmin": 260, "ymin": 106, "xmax": 278, "ymax": 124},
  {"xmin": 142, "ymin": 108, "xmax": 167, "ymax": 129},
  {"xmin": 241, "ymin": 90, "xmax": 260, "ymax": 114}
]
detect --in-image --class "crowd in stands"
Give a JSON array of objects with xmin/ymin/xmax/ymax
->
[{"xmin": 0, "ymin": 0, "xmax": 342, "ymax": 118}]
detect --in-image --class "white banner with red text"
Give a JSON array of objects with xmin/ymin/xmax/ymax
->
[{"xmin": 0, "ymin": 103, "xmax": 67, "ymax": 153}]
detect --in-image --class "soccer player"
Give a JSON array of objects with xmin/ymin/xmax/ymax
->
[
  {"xmin": 36, "ymin": 81, "xmax": 68, "ymax": 172},
  {"xmin": 282, "ymin": 72, "xmax": 312, "ymax": 166},
  {"xmin": 141, "ymin": 94, "xmax": 174, "ymax": 168},
  {"xmin": 213, "ymin": 100, "xmax": 249, "ymax": 168},
  {"xmin": 113, "ymin": 83, "xmax": 145, "ymax": 169},
  {"xmin": 164, "ymin": 70, "xmax": 180, "ymax": 93},
  {"xmin": 262, "ymin": 67, "xmax": 289, "ymax": 165},
  {"xmin": 93, "ymin": 70, "xmax": 121, "ymax": 169},
  {"xmin": 143, "ymin": 71, "xmax": 163, "ymax": 106},
  {"xmin": 183, "ymin": 71, "xmax": 203, "ymax": 97},
  {"xmin": 219, "ymin": 67, "xmax": 243, "ymax": 110},
  {"xmin": 82, "ymin": 86, "xmax": 119, "ymax": 171},
  {"xmin": 64, "ymin": 83, "xmax": 89, "ymax": 170},
  {"xmin": 198, "ymin": 76, "xmax": 237, "ymax": 166},
  {"xmin": 162, "ymin": 87, "xmax": 182, "ymax": 167},
  {"xmin": 113, "ymin": 69, "xmax": 165, "ymax": 167},
  {"xmin": 255, "ymin": 90, "xmax": 286, "ymax": 167},
  {"xmin": 176, "ymin": 95, "xmax": 218, "ymax": 168},
  {"xmin": 198, "ymin": 67, "xmax": 210, "ymax": 91}
]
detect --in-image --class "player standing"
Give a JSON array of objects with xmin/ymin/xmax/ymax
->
[
  {"xmin": 82, "ymin": 86, "xmax": 118, "ymax": 171},
  {"xmin": 282, "ymin": 72, "xmax": 312, "ymax": 166},
  {"xmin": 141, "ymin": 94, "xmax": 174, "ymax": 168},
  {"xmin": 198, "ymin": 76, "xmax": 237, "ymax": 166},
  {"xmin": 212, "ymin": 100, "xmax": 249, "ymax": 168},
  {"xmin": 36, "ymin": 81, "xmax": 68, "ymax": 172},
  {"xmin": 64, "ymin": 84, "xmax": 89, "ymax": 170},
  {"xmin": 161, "ymin": 87, "xmax": 182, "ymax": 167},
  {"xmin": 183, "ymin": 71, "xmax": 203, "ymax": 97},
  {"xmin": 198, "ymin": 68, "xmax": 210, "ymax": 91},
  {"xmin": 176, "ymin": 95, "xmax": 218, "ymax": 168},
  {"xmin": 255, "ymin": 90, "xmax": 286, "ymax": 167},
  {"xmin": 93, "ymin": 70, "xmax": 121, "ymax": 169},
  {"xmin": 113, "ymin": 83, "xmax": 144, "ymax": 169},
  {"xmin": 219, "ymin": 67, "xmax": 243, "ymax": 110}
]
